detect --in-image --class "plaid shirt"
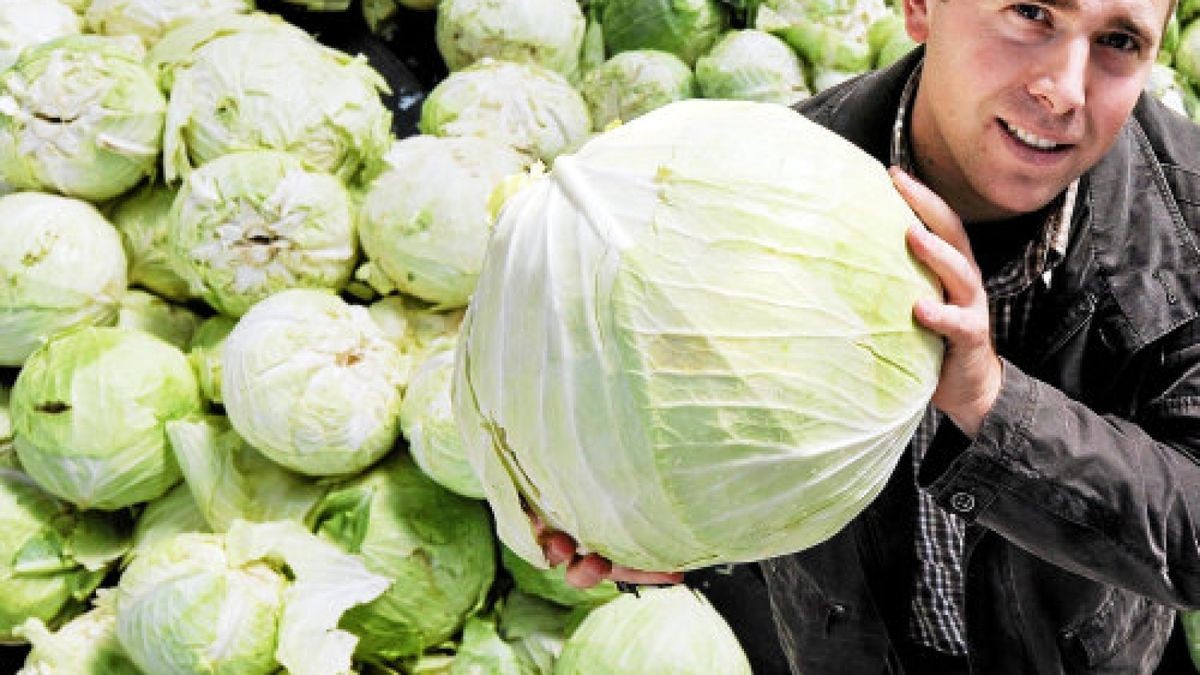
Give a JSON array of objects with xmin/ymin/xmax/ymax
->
[{"xmin": 891, "ymin": 63, "xmax": 1079, "ymax": 656}]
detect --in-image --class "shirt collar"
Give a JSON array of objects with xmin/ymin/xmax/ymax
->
[{"xmin": 890, "ymin": 60, "xmax": 1077, "ymax": 294}]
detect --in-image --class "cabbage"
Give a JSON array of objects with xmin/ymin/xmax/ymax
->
[
  {"xmin": 127, "ymin": 483, "xmax": 210, "ymax": 561},
  {"xmin": 695, "ymin": 29, "xmax": 810, "ymax": 105},
  {"xmin": 84, "ymin": 0, "xmax": 252, "ymax": 47},
  {"xmin": 435, "ymin": 0, "xmax": 586, "ymax": 79},
  {"xmin": 0, "ymin": 0, "xmax": 81, "ymax": 73},
  {"xmin": 419, "ymin": 58, "xmax": 592, "ymax": 163},
  {"xmin": 12, "ymin": 327, "xmax": 201, "ymax": 509},
  {"xmin": 221, "ymin": 289, "xmax": 407, "ymax": 476},
  {"xmin": 600, "ymin": 0, "xmax": 729, "ymax": 67},
  {"xmin": 162, "ymin": 30, "xmax": 392, "ymax": 183},
  {"xmin": 0, "ymin": 385, "xmax": 12, "ymax": 455},
  {"xmin": 0, "ymin": 192, "xmax": 127, "ymax": 367},
  {"xmin": 187, "ymin": 314, "xmax": 236, "ymax": 405},
  {"xmin": 166, "ymin": 415, "xmax": 327, "ymax": 531},
  {"xmin": 401, "ymin": 341, "xmax": 483, "ymax": 499},
  {"xmin": 455, "ymin": 99, "xmax": 942, "ymax": 571},
  {"xmin": 147, "ymin": 12, "xmax": 310, "ymax": 92},
  {"xmin": 0, "ymin": 463, "xmax": 129, "ymax": 643},
  {"xmin": 114, "ymin": 289, "xmax": 201, "ymax": 349},
  {"xmin": 756, "ymin": 0, "xmax": 890, "ymax": 74},
  {"xmin": 367, "ymin": 295, "xmax": 465, "ymax": 365},
  {"xmin": 110, "ymin": 183, "xmax": 192, "ymax": 302},
  {"xmin": 311, "ymin": 453, "xmax": 496, "ymax": 661},
  {"xmin": 115, "ymin": 520, "xmax": 389, "ymax": 675},
  {"xmin": 580, "ymin": 50, "xmax": 696, "ymax": 131},
  {"xmin": 0, "ymin": 35, "xmax": 165, "ymax": 202},
  {"xmin": 14, "ymin": 590, "xmax": 136, "ymax": 675},
  {"xmin": 555, "ymin": 586, "xmax": 750, "ymax": 674},
  {"xmin": 168, "ymin": 150, "xmax": 359, "ymax": 318},
  {"xmin": 358, "ymin": 135, "xmax": 529, "ymax": 308}
]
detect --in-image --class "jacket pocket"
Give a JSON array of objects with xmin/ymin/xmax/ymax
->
[{"xmin": 1058, "ymin": 586, "xmax": 1175, "ymax": 673}]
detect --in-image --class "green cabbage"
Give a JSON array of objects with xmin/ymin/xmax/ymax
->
[
  {"xmin": 221, "ymin": 289, "xmax": 407, "ymax": 476},
  {"xmin": 455, "ymin": 99, "xmax": 942, "ymax": 571},
  {"xmin": 110, "ymin": 182, "xmax": 191, "ymax": 303},
  {"xmin": 162, "ymin": 30, "xmax": 392, "ymax": 183},
  {"xmin": 84, "ymin": 0, "xmax": 252, "ymax": 47},
  {"xmin": 0, "ymin": 0, "xmax": 81, "ymax": 72},
  {"xmin": 435, "ymin": 0, "xmax": 586, "ymax": 79},
  {"xmin": 600, "ymin": 0, "xmax": 730, "ymax": 67},
  {"xmin": 311, "ymin": 453, "xmax": 496, "ymax": 662},
  {"xmin": 419, "ymin": 58, "xmax": 592, "ymax": 163},
  {"xmin": 555, "ymin": 587, "xmax": 750, "ymax": 674},
  {"xmin": 0, "ymin": 192, "xmax": 127, "ymax": 367},
  {"xmin": 358, "ymin": 135, "xmax": 529, "ymax": 308},
  {"xmin": 580, "ymin": 49, "xmax": 696, "ymax": 130},
  {"xmin": 114, "ymin": 289, "xmax": 201, "ymax": 350},
  {"xmin": 695, "ymin": 29, "xmax": 810, "ymax": 105},
  {"xmin": 15, "ymin": 590, "xmax": 136, "ymax": 675},
  {"xmin": 12, "ymin": 327, "xmax": 201, "ymax": 509},
  {"xmin": 401, "ymin": 341, "xmax": 483, "ymax": 499},
  {"xmin": 0, "ymin": 35, "xmax": 165, "ymax": 201},
  {"xmin": 168, "ymin": 150, "xmax": 358, "ymax": 317}
]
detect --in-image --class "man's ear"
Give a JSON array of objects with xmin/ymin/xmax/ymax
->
[{"xmin": 903, "ymin": 0, "xmax": 932, "ymax": 43}]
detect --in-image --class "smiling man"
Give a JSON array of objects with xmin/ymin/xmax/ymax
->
[{"xmin": 541, "ymin": 0, "xmax": 1200, "ymax": 671}]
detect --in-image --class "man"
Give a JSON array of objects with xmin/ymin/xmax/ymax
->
[{"xmin": 541, "ymin": 0, "xmax": 1200, "ymax": 671}]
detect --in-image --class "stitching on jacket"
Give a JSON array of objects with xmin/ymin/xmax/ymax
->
[{"xmin": 1131, "ymin": 120, "xmax": 1200, "ymax": 269}]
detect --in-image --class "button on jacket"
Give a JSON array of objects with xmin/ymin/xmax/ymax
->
[{"xmin": 760, "ymin": 48, "xmax": 1200, "ymax": 674}]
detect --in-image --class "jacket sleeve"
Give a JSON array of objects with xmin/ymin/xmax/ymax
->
[{"xmin": 918, "ymin": 320, "xmax": 1200, "ymax": 610}]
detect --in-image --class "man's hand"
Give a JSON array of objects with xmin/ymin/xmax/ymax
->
[
  {"xmin": 890, "ymin": 167, "xmax": 1003, "ymax": 437},
  {"xmin": 531, "ymin": 513, "xmax": 684, "ymax": 589}
]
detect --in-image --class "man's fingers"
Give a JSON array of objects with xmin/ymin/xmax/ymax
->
[
  {"xmin": 609, "ymin": 565, "xmax": 684, "ymax": 586},
  {"xmin": 542, "ymin": 531, "xmax": 576, "ymax": 567},
  {"xmin": 564, "ymin": 553, "xmax": 613, "ymax": 589},
  {"xmin": 913, "ymin": 297, "xmax": 990, "ymax": 346},
  {"xmin": 890, "ymin": 167, "xmax": 973, "ymax": 256},
  {"xmin": 906, "ymin": 222, "xmax": 982, "ymax": 306}
]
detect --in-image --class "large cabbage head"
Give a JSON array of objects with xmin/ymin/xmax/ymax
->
[
  {"xmin": 11, "ymin": 327, "xmax": 201, "ymax": 510},
  {"xmin": 0, "ymin": 192, "xmax": 127, "ymax": 367},
  {"xmin": 0, "ymin": 35, "xmax": 165, "ymax": 202},
  {"xmin": 435, "ymin": 0, "xmax": 586, "ymax": 79},
  {"xmin": 419, "ymin": 58, "xmax": 592, "ymax": 163},
  {"xmin": 695, "ymin": 29, "xmax": 810, "ymax": 106},
  {"xmin": 600, "ymin": 0, "xmax": 730, "ymax": 67},
  {"xmin": 400, "ymin": 340, "xmax": 483, "ymax": 499},
  {"xmin": 221, "ymin": 289, "xmax": 408, "ymax": 476},
  {"xmin": 168, "ymin": 150, "xmax": 359, "ymax": 318},
  {"xmin": 163, "ymin": 30, "xmax": 392, "ymax": 183},
  {"xmin": 0, "ymin": 463, "xmax": 129, "ymax": 643},
  {"xmin": 359, "ymin": 135, "xmax": 530, "ymax": 308},
  {"xmin": 580, "ymin": 49, "xmax": 696, "ymax": 131},
  {"xmin": 115, "ymin": 521, "xmax": 388, "ymax": 675},
  {"xmin": 310, "ymin": 452, "xmax": 496, "ymax": 661},
  {"xmin": 454, "ymin": 99, "xmax": 942, "ymax": 571},
  {"xmin": 110, "ymin": 182, "xmax": 192, "ymax": 303},
  {"xmin": 0, "ymin": 0, "xmax": 81, "ymax": 72},
  {"xmin": 555, "ymin": 586, "xmax": 750, "ymax": 673},
  {"xmin": 85, "ymin": 0, "xmax": 252, "ymax": 47}
]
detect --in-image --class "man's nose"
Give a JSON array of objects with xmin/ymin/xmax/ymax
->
[{"xmin": 1028, "ymin": 39, "xmax": 1088, "ymax": 114}]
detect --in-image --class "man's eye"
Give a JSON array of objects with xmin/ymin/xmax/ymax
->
[
  {"xmin": 1097, "ymin": 32, "xmax": 1139, "ymax": 53},
  {"xmin": 1013, "ymin": 3, "xmax": 1048, "ymax": 22}
]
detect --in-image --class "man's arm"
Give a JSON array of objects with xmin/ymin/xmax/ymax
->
[{"xmin": 892, "ymin": 167, "xmax": 1200, "ymax": 610}]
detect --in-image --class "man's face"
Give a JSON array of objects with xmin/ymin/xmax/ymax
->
[{"xmin": 904, "ymin": 0, "xmax": 1172, "ymax": 223}]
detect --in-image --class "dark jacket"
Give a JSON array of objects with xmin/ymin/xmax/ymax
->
[{"xmin": 761, "ymin": 48, "xmax": 1200, "ymax": 674}]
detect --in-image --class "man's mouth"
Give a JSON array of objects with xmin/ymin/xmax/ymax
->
[{"xmin": 1000, "ymin": 118, "xmax": 1070, "ymax": 152}]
